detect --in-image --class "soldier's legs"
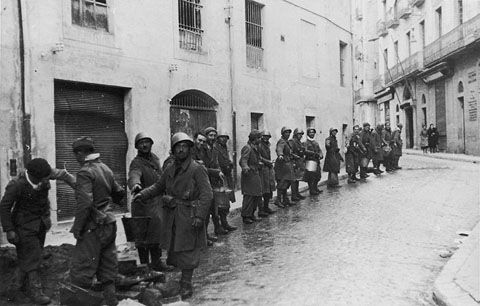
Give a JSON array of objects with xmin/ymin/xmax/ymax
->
[
  {"xmin": 136, "ymin": 243, "xmax": 149, "ymax": 265},
  {"xmin": 263, "ymin": 192, "xmax": 275, "ymax": 214},
  {"xmin": 219, "ymin": 208, "xmax": 237, "ymax": 231},
  {"xmin": 71, "ymin": 229, "xmax": 103, "ymax": 288},
  {"xmin": 242, "ymin": 195, "xmax": 255, "ymax": 223}
]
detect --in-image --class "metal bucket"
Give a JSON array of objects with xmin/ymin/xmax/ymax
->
[
  {"xmin": 305, "ymin": 160, "xmax": 318, "ymax": 172},
  {"xmin": 121, "ymin": 217, "xmax": 151, "ymax": 243},
  {"xmin": 213, "ymin": 187, "xmax": 233, "ymax": 209}
]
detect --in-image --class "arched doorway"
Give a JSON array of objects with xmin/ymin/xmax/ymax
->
[
  {"xmin": 402, "ymin": 86, "xmax": 414, "ymax": 148},
  {"xmin": 170, "ymin": 89, "xmax": 218, "ymax": 137}
]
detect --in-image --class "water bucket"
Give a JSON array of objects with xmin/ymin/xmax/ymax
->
[
  {"xmin": 121, "ymin": 217, "xmax": 151, "ymax": 243},
  {"xmin": 305, "ymin": 160, "xmax": 318, "ymax": 172},
  {"xmin": 213, "ymin": 187, "xmax": 233, "ymax": 209}
]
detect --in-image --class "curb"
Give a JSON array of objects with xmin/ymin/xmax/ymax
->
[
  {"xmin": 404, "ymin": 149, "xmax": 480, "ymax": 164},
  {"xmin": 432, "ymin": 222, "xmax": 480, "ymax": 306}
]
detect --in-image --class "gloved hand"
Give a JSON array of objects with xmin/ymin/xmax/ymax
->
[
  {"xmin": 192, "ymin": 217, "xmax": 204, "ymax": 229},
  {"xmin": 162, "ymin": 195, "xmax": 174, "ymax": 205},
  {"xmin": 132, "ymin": 192, "xmax": 143, "ymax": 203},
  {"xmin": 132, "ymin": 184, "xmax": 142, "ymax": 195},
  {"xmin": 7, "ymin": 231, "xmax": 19, "ymax": 245}
]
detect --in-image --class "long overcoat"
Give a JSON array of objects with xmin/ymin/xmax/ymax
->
[
  {"xmin": 323, "ymin": 134, "xmax": 342, "ymax": 173},
  {"xmin": 140, "ymin": 157, "xmax": 212, "ymax": 253},
  {"xmin": 289, "ymin": 138, "xmax": 306, "ymax": 180},
  {"xmin": 128, "ymin": 153, "xmax": 164, "ymax": 244},
  {"xmin": 213, "ymin": 142, "xmax": 236, "ymax": 202},
  {"xmin": 359, "ymin": 130, "xmax": 372, "ymax": 160},
  {"xmin": 258, "ymin": 141, "xmax": 276, "ymax": 194},
  {"xmin": 345, "ymin": 133, "xmax": 365, "ymax": 174},
  {"xmin": 239, "ymin": 142, "xmax": 263, "ymax": 196},
  {"xmin": 274, "ymin": 138, "xmax": 294, "ymax": 181},
  {"xmin": 370, "ymin": 129, "xmax": 384, "ymax": 161},
  {"xmin": 391, "ymin": 128, "xmax": 403, "ymax": 156},
  {"xmin": 303, "ymin": 139, "xmax": 323, "ymax": 181}
]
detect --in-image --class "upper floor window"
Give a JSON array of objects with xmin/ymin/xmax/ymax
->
[
  {"xmin": 406, "ymin": 31, "xmax": 411, "ymax": 56},
  {"xmin": 436, "ymin": 7, "xmax": 442, "ymax": 38},
  {"xmin": 419, "ymin": 20, "xmax": 425, "ymax": 48},
  {"xmin": 339, "ymin": 41, "xmax": 347, "ymax": 87},
  {"xmin": 457, "ymin": 0, "xmax": 464, "ymax": 25},
  {"xmin": 245, "ymin": 0, "xmax": 264, "ymax": 69},
  {"xmin": 178, "ymin": 0, "xmax": 203, "ymax": 52},
  {"xmin": 72, "ymin": 0, "xmax": 108, "ymax": 32}
]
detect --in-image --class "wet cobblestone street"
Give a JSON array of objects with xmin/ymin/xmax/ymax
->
[{"xmin": 191, "ymin": 155, "xmax": 480, "ymax": 306}]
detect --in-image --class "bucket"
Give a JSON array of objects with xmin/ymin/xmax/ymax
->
[
  {"xmin": 121, "ymin": 217, "xmax": 151, "ymax": 242},
  {"xmin": 305, "ymin": 160, "xmax": 318, "ymax": 172},
  {"xmin": 213, "ymin": 187, "xmax": 233, "ymax": 209}
]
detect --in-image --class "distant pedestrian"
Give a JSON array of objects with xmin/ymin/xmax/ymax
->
[
  {"xmin": 289, "ymin": 128, "xmax": 306, "ymax": 201},
  {"xmin": 274, "ymin": 127, "xmax": 295, "ymax": 207},
  {"xmin": 133, "ymin": 132, "xmax": 213, "ymax": 299},
  {"xmin": 239, "ymin": 130, "xmax": 264, "ymax": 223},
  {"xmin": 370, "ymin": 123, "xmax": 385, "ymax": 175},
  {"xmin": 303, "ymin": 128, "xmax": 323, "ymax": 195},
  {"xmin": 345, "ymin": 125, "xmax": 366, "ymax": 183},
  {"xmin": 0, "ymin": 158, "xmax": 75, "ymax": 305},
  {"xmin": 213, "ymin": 130, "xmax": 237, "ymax": 232},
  {"xmin": 258, "ymin": 130, "xmax": 276, "ymax": 214},
  {"xmin": 391, "ymin": 123, "xmax": 403, "ymax": 169},
  {"xmin": 323, "ymin": 128, "xmax": 344, "ymax": 188},
  {"xmin": 420, "ymin": 125, "xmax": 428, "ymax": 154},
  {"xmin": 70, "ymin": 137, "xmax": 126, "ymax": 306},
  {"xmin": 128, "ymin": 132, "xmax": 174, "ymax": 272},
  {"xmin": 427, "ymin": 123, "xmax": 439, "ymax": 153}
]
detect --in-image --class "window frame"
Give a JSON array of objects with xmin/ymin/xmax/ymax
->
[
  {"xmin": 178, "ymin": 0, "xmax": 204, "ymax": 52},
  {"xmin": 245, "ymin": 0, "xmax": 264, "ymax": 69},
  {"xmin": 71, "ymin": 0, "xmax": 109, "ymax": 32}
]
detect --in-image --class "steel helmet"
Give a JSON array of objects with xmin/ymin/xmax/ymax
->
[
  {"xmin": 293, "ymin": 128, "xmax": 304, "ymax": 135},
  {"xmin": 281, "ymin": 126, "xmax": 292, "ymax": 134},
  {"xmin": 134, "ymin": 132, "xmax": 154, "ymax": 148},
  {"xmin": 306, "ymin": 128, "xmax": 316, "ymax": 134},
  {"xmin": 171, "ymin": 132, "xmax": 194, "ymax": 149},
  {"xmin": 261, "ymin": 130, "xmax": 272, "ymax": 137},
  {"xmin": 217, "ymin": 130, "xmax": 230, "ymax": 139}
]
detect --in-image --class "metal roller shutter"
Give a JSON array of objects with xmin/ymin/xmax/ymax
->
[{"xmin": 54, "ymin": 81, "xmax": 128, "ymax": 221}]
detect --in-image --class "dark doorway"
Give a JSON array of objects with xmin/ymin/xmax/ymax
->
[
  {"xmin": 170, "ymin": 90, "xmax": 218, "ymax": 137},
  {"xmin": 435, "ymin": 80, "xmax": 447, "ymax": 151},
  {"xmin": 405, "ymin": 106, "xmax": 414, "ymax": 148}
]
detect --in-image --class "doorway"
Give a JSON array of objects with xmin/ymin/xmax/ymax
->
[{"xmin": 405, "ymin": 106, "xmax": 414, "ymax": 148}]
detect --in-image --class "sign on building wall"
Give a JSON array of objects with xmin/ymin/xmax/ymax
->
[{"xmin": 467, "ymin": 69, "xmax": 478, "ymax": 121}]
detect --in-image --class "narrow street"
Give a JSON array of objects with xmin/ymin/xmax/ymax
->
[{"xmin": 190, "ymin": 155, "xmax": 480, "ymax": 306}]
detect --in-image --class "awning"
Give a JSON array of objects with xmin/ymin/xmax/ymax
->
[{"xmin": 418, "ymin": 62, "xmax": 453, "ymax": 84}]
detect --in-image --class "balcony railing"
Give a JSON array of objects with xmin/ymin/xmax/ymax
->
[
  {"xmin": 376, "ymin": 20, "xmax": 388, "ymax": 37},
  {"xmin": 424, "ymin": 14, "xmax": 480, "ymax": 66},
  {"xmin": 384, "ymin": 52, "xmax": 422, "ymax": 85}
]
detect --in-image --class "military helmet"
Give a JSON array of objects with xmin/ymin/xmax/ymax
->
[
  {"xmin": 293, "ymin": 128, "xmax": 304, "ymax": 135},
  {"xmin": 306, "ymin": 128, "xmax": 316, "ymax": 134},
  {"xmin": 203, "ymin": 126, "xmax": 217, "ymax": 136},
  {"xmin": 171, "ymin": 132, "xmax": 194, "ymax": 149},
  {"xmin": 134, "ymin": 132, "xmax": 154, "ymax": 148},
  {"xmin": 217, "ymin": 130, "xmax": 230, "ymax": 139},
  {"xmin": 261, "ymin": 130, "xmax": 272, "ymax": 137},
  {"xmin": 281, "ymin": 126, "xmax": 292, "ymax": 134},
  {"xmin": 249, "ymin": 129, "xmax": 262, "ymax": 139}
]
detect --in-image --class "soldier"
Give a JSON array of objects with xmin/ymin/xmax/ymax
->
[
  {"xmin": 345, "ymin": 125, "xmax": 366, "ymax": 183},
  {"xmin": 370, "ymin": 123, "xmax": 385, "ymax": 175},
  {"xmin": 70, "ymin": 137, "xmax": 126, "ymax": 306},
  {"xmin": 303, "ymin": 128, "xmax": 323, "ymax": 195},
  {"xmin": 274, "ymin": 127, "xmax": 295, "ymax": 208},
  {"xmin": 289, "ymin": 128, "xmax": 306, "ymax": 201},
  {"xmin": 323, "ymin": 128, "xmax": 344, "ymax": 188},
  {"xmin": 359, "ymin": 122, "xmax": 372, "ymax": 178},
  {"xmin": 391, "ymin": 123, "xmax": 403, "ymax": 169},
  {"xmin": 133, "ymin": 132, "xmax": 212, "ymax": 299},
  {"xmin": 258, "ymin": 130, "xmax": 276, "ymax": 214},
  {"xmin": 128, "ymin": 132, "xmax": 174, "ymax": 271},
  {"xmin": 383, "ymin": 122, "xmax": 394, "ymax": 172},
  {"xmin": 239, "ymin": 129, "xmax": 264, "ymax": 223},
  {"xmin": 0, "ymin": 158, "xmax": 75, "ymax": 305},
  {"xmin": 212, "ymin": 130, "xmax": 237, "ymax": 232}
]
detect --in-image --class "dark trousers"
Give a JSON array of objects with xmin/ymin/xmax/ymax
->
[
  {"xmin": 70, "ymin": 223, "xmax": 118, "ymax": 288},
  {"xmin": 15, "ymin": 222, "xmax": 47, "ymax": 273},
  {"xmin": 167, "ymin": 221, "xmax": 201, "ymax": 270},
  {"xmin": 136, "ymin": 243, "xmax": 161, "ymax": 265},
  {"xmin": 241, "ymin": 195, "xmax": 262, "ymax": 218}
]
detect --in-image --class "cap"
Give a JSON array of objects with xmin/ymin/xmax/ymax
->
[
  {"xmin": 72, "ymin": 136, "xmax": 94, "ymax": 151},
  {"xmin": 249, "ymin": 129, "xmax": 262, "ymax": 139},
  {"xmin": 204, "ymin": 127, "xmax": 217, "ymax": 136},
  {"xmin": 363, "ymin": 122, "xmax": 371, "ymax": 128}
]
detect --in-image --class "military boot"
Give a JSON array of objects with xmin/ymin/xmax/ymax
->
[
  {"xmin": 274, "ymin": 190, "xmax": 285, "ymax": 208},
  {"xmin": 263, "ymin": 196, "xmax": 275, "ymax": 214},
  {"xmin": 28, "ymin": 270, "xmax": 51, "ymax": 305},
  {"xmin": 284, "ymin": 190, "xmax": 296, "ymax": 206},
  {"xmin": 213, "ymin": 215, "xmax": 228, "ymax": 235},
  {"xmin": 6, "ymin": 268, "xmax": 26, "ymax": 301},
  {"xmin": 149, "ymin": 246, "xmax": 175, "ymax": 272},
  {"xmin": 180, "ymin": 269, "xmax": 194, "ymax": 299},
  {"xmin": 219, "ymin": 210, "xmax": 237, "ymax": 231}
]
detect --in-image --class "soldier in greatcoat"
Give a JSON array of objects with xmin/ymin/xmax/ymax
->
[
  {"xmin": 70, "ymin": 137, "xmax": 126, "ymax": 306},
  {"xmin": 323, "ymin": 128, "xmax": 344, "ymax": 187},
  {"xmin": 239, "ymin": 130, "xmax": 264, "ymax": 223},
  {"xmin": 359, "ymin": 122, "xmax": 373, "ymax": 178},
  {"xmin": 258, "ymin": 130, "xmax": 276, "ymax": 214},
  {"xmin": 303, "ymin": 128, "xmax": 323, "ymax": 195},
  {"xmin": 289, "ymin": 128, "xmax": 306, "ymax": 201},
  {"xmin": 0, "ymin": 158, "xmax": 75, "ymax": 305},
  {"xmin": 212, "ymin": 130, "xmax": 237, "ymax": 232},
  {"xmin": 391, "ymin": 123, "xmax": 403, "ymax": 169},
  {"xmin": 128, "ymin": 132, "xmax": 173, "ymax": 271},
  {"xmin": 134, "ymin": 132, "xmax": 212, "ymax": 299},
  {"xmin": 383, "ymin": 122, "xmax": 394, "ymax": 172},
  {"xmin": 274, "ymin": 127, "xmax": 295, "ymax": 208},
  {"xmin": 370, "ymin": 123, "xmax": 385, "ymax": 175},
  {"xmin": 345, "ymin": 125, "xmax": 366, "ymax": 183}
]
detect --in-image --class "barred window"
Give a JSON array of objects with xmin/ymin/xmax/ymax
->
[
  {"xmin": 245, "ymin": 0, "xmax": 263, "ymax": 69},
  {"xmin": 72, "ymin": 0, "xmax": 108, "ymax": 32},
  {"xmin": 178, "ymin": 0, "xmax": 203, "ymax": 52}
]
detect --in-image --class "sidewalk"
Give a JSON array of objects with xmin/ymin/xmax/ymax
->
[{"xmin": 405, "ymin": 148, "xmax": 480, "ymax": 306}]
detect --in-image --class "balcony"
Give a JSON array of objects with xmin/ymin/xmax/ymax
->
[
  {"xmin": 386, "ymin": 16, "xmax": 400, "ymax": 29},
  {"xmin": 384, "ymin": 52, "xmax": 422, "ymax": 85},
  {"xmin": 398, "ymin": 6, "xmax": 412, "ymax": 19},
  {"xmin": 411, "ymin": 0, "xmax": 425, "ymax": 7},
  {"xmin": 424, "ymin": 14, "xmax": 480, "ymax": 66},
  {"xmin": 376, "ymin": 20, "xmax": 388, "ymax": 37}
]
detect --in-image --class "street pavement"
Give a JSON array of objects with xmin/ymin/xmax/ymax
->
[{"xmin": 38, "ymin": 150, "xmax": 480, "ymax": 305}]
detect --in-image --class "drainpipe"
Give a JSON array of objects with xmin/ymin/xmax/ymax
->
[
  {"xmin": 17, "ymin": 0, "xmax": 31, "ymax": 165},
  {"xmin": 226, "ymin": 2, "xmax": 237, "ymax": 187}
]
